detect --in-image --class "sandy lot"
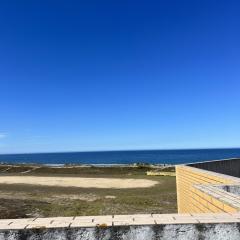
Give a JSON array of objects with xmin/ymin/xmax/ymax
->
[{"xmin": 0, "ymin": 176, "xmax": 158, "ymax": 189}]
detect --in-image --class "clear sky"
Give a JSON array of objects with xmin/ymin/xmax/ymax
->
[{"xmin": 0, "ymin": 1, "xmax": 240, "ymax": 153}]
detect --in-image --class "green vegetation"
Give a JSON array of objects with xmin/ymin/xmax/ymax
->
[{"xmin": 0, "ymin": 164, "xmax": 177, "ymax": 218}]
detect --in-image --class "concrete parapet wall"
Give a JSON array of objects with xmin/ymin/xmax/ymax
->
[
  {"xmin": 2, "ymin": 224, "xmax": 240, "ymax": 240},
  {"xmin": 176, "ymin": 165, "xmax": 240, "ymax": 213},
  {"xmin": 189, "ymin": 158, "xmax": 240, "ymax": 178},
  {"xmin": 1, "ymin": 214, "xmax": 240, "ymax": 239}
]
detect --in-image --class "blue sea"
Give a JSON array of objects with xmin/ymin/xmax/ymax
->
[{"xmin": 0, "ymin": 148, "xmax": 240, "ymax": 165}]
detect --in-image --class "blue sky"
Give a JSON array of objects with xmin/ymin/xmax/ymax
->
[{"xmin": 0, "ymin": 0, "xmax": 240, "ymax": 153}]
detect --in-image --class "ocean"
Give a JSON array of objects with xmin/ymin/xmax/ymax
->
[{"xmin": 0, "ymin": 148, "xmax": 240, "ymax": 165}]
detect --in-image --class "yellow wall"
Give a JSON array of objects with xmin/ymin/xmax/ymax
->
[{"xmin": 176, "ymin": 165, "xmax": 238, "ymax": 214}]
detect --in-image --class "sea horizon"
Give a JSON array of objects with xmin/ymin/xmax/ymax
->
[
  {"xmin": 1, "ymin": 147, "xmax": 240, "ymax": 155},
  {"xmin": 0, "ymin": 148, "xmax": 240, "ymax": 165}
]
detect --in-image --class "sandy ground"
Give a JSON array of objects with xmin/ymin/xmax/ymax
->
[{"xmin": 0, "ymin": 176, "xmax": 158, "ymax": 189}]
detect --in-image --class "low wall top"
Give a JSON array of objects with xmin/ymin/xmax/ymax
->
[{"xmin": 1, "ymin": 213, "xmax": 240, "ymax": 230}]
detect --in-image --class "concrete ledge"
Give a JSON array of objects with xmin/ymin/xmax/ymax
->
[
  {"xmin": 1, "ymin": 214, "xmax": 240, "ymax": 239},
  {"xmin": 1, "ymin": 213, "xmax": 240, "ymax": 240},
  {"xmin": 2, "ymin": 213, "xmax": 240, "ymax": 230},
  {"xmin": 1, "ymin": 225, "xmax": 240, "ymax": 240}
]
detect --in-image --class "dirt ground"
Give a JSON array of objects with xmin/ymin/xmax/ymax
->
[
  {"xmin": 0, "ymin": 164, "xmax": 177, "ymax": 219},
  {"xmin": 0, "ymin": 176, "xmax": 158, "ymax": 188}
]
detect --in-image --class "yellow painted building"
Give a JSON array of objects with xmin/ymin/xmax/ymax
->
[{"xmin": 176, "ymin": 160, "xmax": 240, "ymax": 214}]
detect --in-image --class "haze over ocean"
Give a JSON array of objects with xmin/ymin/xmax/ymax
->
[{"xmin": 0, "ymin": 149, "xmax": 240, "ymax": 165}]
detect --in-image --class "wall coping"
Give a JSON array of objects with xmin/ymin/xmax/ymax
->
[{"xmin": 1, "ymin": 213, "xmax": 240, "ymax": 230}]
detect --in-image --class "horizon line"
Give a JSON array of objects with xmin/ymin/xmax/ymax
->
[{"xmin": 0, "ymin": 147, "xmax": 240, "ymax": 155}]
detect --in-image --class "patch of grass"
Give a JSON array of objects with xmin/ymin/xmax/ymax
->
[
  {"xmin": 34, "ymin": 200, "xmax": 104, "ymax": 217},
  {"xmin": 0, "ymin": 165, "xmax": 177, "ymax": 218}
]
